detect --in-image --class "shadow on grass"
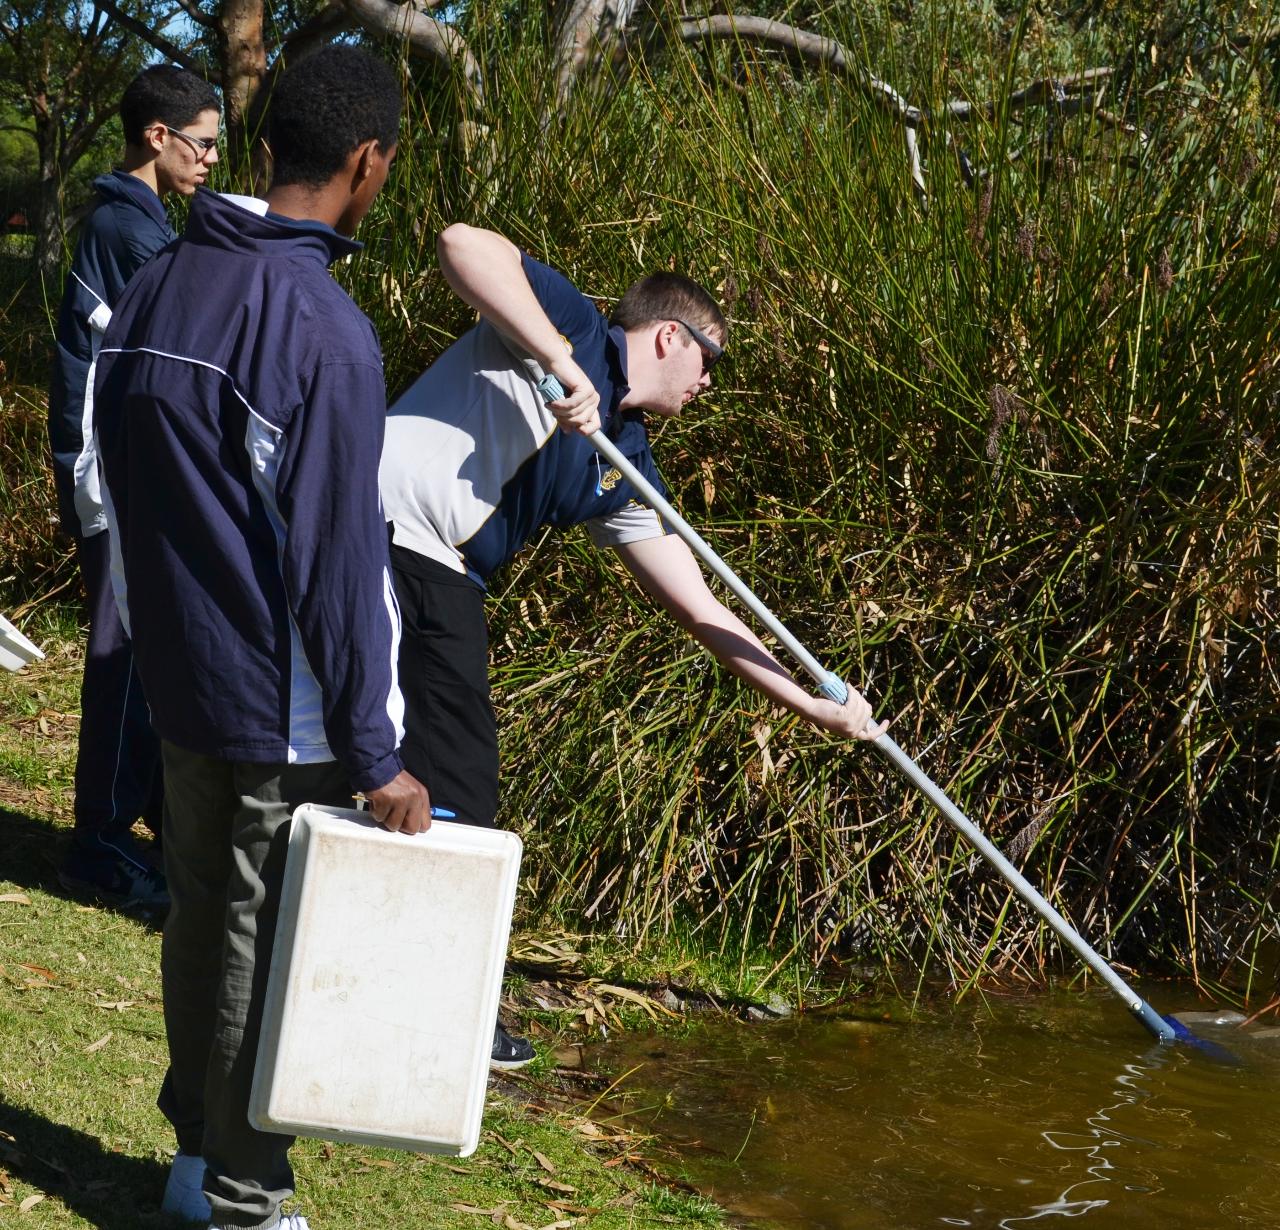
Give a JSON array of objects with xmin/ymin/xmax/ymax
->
[
  {"xmin": 0, "ymin": 805, "xmax": 162, "ymax": 930},
  {"xmin": 0, "ymin": 1099, "xmax": 171, "ymax": 1228},
  {"xmin": 0, "ymin": 803, "xmax": 66, "ymax": 894}
]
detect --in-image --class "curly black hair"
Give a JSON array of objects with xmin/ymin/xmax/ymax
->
[
  {"xmin": 265, "ymin": 45, "xmax": 402, "ymax": 189},
  {"xmin": 119, "ymin": 66, "xmax": 220, "ymax": 146}
]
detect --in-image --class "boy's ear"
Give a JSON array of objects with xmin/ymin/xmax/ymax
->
[
  {"xmin": 140, "ymin": 124, "xmax": 166, "ymax": 158},
  {"xmin": 352, "ymin": 138, "xmax": 381, "ymax": 182},
  {"xmin": 654, "ymin": 320, "xmax": 680, "ymax": 358}
]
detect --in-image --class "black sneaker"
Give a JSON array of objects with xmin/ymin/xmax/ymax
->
[
  {"xmin": 491, "ymin": 1022, "xmax": 535, "ymax": 1070},
  {"xmin": 57, "ymin": 839, "xmax": 170, "ymax": 912}
]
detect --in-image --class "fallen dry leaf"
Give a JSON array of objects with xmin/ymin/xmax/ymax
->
[
  {"xmin": 0, "ymin": 894, "xmax": 31, "ymax": 906},
  {"xmin": 530, "ymin": 1149, "xmax": 556, "ymax": 1174},
  {"xmin": 19, "ymin": 1193, "xmax": 45, "ymax": 1212},
  {"xmin": 84, "ymin": 1032, "xmax": 112, "ymax": 1054},
  {"xmin": 448, "ymin": 1203, "xmax": 502, "ymax": 1216},
  {"xmin": 535, "ymin": 1178, "xmax": 576, "ymax": 1194},
  {"xmin": 95, "ymin": 1000, "xmax": 136, "ymax": 1012},
  {"xmin": 18, "ymin": 964, "xmax": 54, "ymax": 980},
  {"xmin": 500, "ymin": 1215, "xmax": 534, "ymax": 1230}
]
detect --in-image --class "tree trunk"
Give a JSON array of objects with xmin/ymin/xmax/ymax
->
[
  {"xmin": 551, "ymin": 0, "xmax": 641, "ymax": 108},
  {"xmin": 30, "ymin": 110, "xmax": 64, "ymax": 275},
  {"xmin": 219, "ymin": 0, "xmax": 268, "ymax": 186},
  {"xmin": 32, "ymin": 176, "xmax": 64, "ymax": 276}
]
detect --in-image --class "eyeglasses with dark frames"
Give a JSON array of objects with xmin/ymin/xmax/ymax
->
[
  {"xmin": 673, "ymin": 317, "xmax": 724, "ymax": 373},
  {"xmin": 159, "ymin": 125, "xmax": 220, "ymax": 160}
]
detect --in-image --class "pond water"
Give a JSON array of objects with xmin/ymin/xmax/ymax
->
[{"xmin": 586, "ymin": 989, "xmax": 1278, "ymax": 1228}]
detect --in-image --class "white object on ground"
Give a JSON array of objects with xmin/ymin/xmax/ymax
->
[
  {"xmin": 250, "ymin": 805, "xmax": 522, "ymax": 1156},
  {"xmin": 0, "ymin": 613, "xmax": 43, "ymax": 673}
]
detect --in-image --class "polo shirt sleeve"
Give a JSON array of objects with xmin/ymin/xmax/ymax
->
[{"xmin": 520, "ymin": 253, "xmax": 607, "ymax": 355}]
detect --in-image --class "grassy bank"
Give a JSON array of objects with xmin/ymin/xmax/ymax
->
[
  {"xmin": 2, "ymin": 1, "xmax": 1278, "ymax": 999},
  {"xmin": 0, "ymin": 640, "xmax": 728, "ymax": 1228}
]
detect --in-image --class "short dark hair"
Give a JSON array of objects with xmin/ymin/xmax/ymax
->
[
  {"xmin": 610, "ymin": 273, "xmax": 727, "ymax": 340},
  {"xmin": 120, "ymin": 66, "xmax": 221, "ymax": 146},
  {"xmin": 265, "ymin": 45, "xmax": 402, "ymax": 189}
]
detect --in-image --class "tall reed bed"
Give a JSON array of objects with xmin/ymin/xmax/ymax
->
[
  {"xmin": 5, "ymin": 2, "xmax": 1276, "ymax": 993},
  {"xmin": 344, "ymin": 3, "xmax": 1280, "ymax": 994}
]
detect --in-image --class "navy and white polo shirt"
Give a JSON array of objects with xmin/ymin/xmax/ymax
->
[{"xmin": 379, "ymin": 254, "xmax": 668, "ymax": 586}]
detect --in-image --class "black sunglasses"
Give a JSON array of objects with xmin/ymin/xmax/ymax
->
[{"xmin": 673, "ymin": 317, "xmax": 724, "ymax": 373}]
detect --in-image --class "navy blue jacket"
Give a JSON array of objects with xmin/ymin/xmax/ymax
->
[
  {"xmin": 94, "ymin": 190, "xmax": 404, "ymax": 792},
  {"xmin": 49, "ymin": 171, "xmax": 176, "ymax": 536}
]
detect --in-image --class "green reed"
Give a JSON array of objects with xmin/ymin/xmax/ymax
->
[
  {"xmin": 4, "ymin": 1, "xmax": 1276, "ymax": 994},
  {"xmin": 341, "ymin": 1, "xmax": 1275, "ymax": 994},
  {"xmin": 307, "ymin": 1, "xmax": 1280, "ymax": 992}
]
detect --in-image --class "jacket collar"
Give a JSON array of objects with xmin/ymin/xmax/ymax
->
[
  {"xmin": 94, "ymin": 170, "xmax": 170, "ymax": 231},
  {"xmin": 605, "ymin": 325, "xmax": 636, "ymax": 436},
  {"xmin": 184, "ymin": 187, "xmax": 362, "ymax": 266}
]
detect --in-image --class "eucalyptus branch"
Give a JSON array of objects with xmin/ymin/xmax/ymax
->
[
  {"xmin": 672, "ymin": 15, "xmax": 924, "ymax": 126},
  {"xmin": 943, "ymin": 68, "xmax": 1114, "ymax": 121},
  {"xmin": 340, "ymin": 0, "xmax": 483, "ymax": 104},
  {"xmin": 551, "ymin": 0, "xmax": 642, "ymax": 109},
  {"xmin": 92, "ymin": 0, "xmax": 215, "ymax": 79},
  {"xmin": 170, "ymin": 0, "xmax": 215, "ymax": 29},
  {"xmin": 666, "ymin": 14, "xmax": 924, "ymax": 197},
  {"xmin": 273, "ymin": 1, "xmax": 352, "ymax": 58}
]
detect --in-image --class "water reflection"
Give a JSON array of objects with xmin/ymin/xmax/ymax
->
[
  {"xmin": 997, "ymin": 1052, "xmax": 1168, "ymax": 1226},
  {"xmin": 586, "ymin": 990, "xmax": 1277, "ymax": 1228}
]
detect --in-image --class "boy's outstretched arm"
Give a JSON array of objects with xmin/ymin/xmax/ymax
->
[
  {"xmin": 614, "ymin": 534, "xmax": 884, "ymax": 740},
  {"xmin": 436, "ymin": 223, "xmax": 600, "ymax": 434}
]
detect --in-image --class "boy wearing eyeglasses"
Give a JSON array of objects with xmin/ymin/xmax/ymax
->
[
  {"xmin": 380, "ymin": 226, "xmax": 879, "ymax": 1064},
  {"xmin": 49, "ymin": 65, "xmax": 220, "ymax": 913}
]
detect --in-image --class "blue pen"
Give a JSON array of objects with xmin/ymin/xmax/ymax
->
[{"xmin": 352, "ymin": 794, "xmax": 456, "ymax": 819}]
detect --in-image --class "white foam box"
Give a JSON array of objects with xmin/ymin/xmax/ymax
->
[
  {"xmin": 249, "ymin": 804, "xmax": 522, "ymax": 1155},
  {"xmin": 0, "ymin": 613, "xmax": 44, "ymax": 673}
]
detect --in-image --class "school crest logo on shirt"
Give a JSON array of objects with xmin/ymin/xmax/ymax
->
[{"xmin": 599, "ymin": 467, "xmax": 622, "ymax": 492}]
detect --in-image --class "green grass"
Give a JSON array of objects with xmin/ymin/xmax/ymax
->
[
  {"xmin": 0, "ymin": 884, "xmax": 727, "ymax": 1228},
  {"xmin": 0, "ymin": 641, "xmax": 730, "ymax": 1228}
]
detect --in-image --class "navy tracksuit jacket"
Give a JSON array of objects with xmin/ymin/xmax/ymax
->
[
  {"xmin": 94, "ymin": 190, "xmax": 405, "ymax": 792},
  {"xmin": 48, "ymin": 170, "xmax": 173, "ymax": 843},
  {"xmin": 49, "ymin": 170, "xmax": 177, "ymax": 537}
]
